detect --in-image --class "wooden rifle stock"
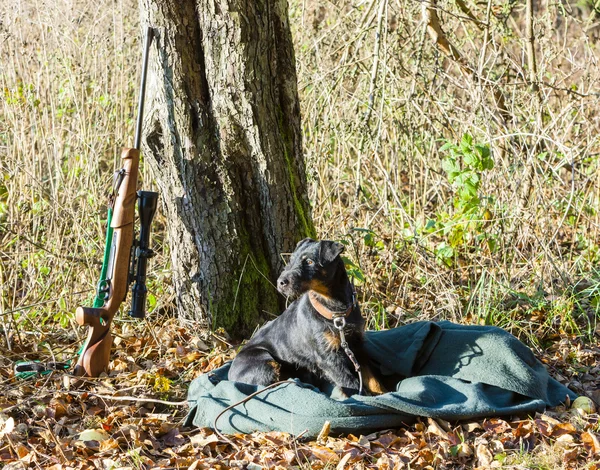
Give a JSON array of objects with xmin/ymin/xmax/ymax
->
[
  {"xmin": 74, "ymin": 149, "xmax": 140, "ymax": 377},
  {"xmin": 74, "ymin": 26, "xmax": 155, "ymax": 377}
]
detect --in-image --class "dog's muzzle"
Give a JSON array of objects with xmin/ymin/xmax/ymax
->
[{"xmin": 277, "ymin": 270, "xmax": 304, "ymax": 298}]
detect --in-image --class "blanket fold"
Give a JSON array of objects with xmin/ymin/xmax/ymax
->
[{"xmin": 185, "ymin": 321, "xmax": 575, "ymax": 438}]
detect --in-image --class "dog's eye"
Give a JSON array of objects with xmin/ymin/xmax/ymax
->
[{"xmin": 305, "ymin": 258, "xmax": 315, "ymax": 266}]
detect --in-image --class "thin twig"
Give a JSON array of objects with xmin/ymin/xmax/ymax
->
[{"xmin": 69, "ymin": 390, "xmax": 188, "ymax": 406}]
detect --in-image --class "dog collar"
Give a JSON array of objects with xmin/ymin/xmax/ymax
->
[{"xmin": 307, "ymin": 291, "xmax": 355, "ymax": 321}]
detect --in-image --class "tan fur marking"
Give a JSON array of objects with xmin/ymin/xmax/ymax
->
[
  {"xmin": 361, "ymin": 363, "xmax": 387, "ymax": 395},
  {"xmin": 323, "ymin": 331, "xmax": 341, "ymax": 351},
  {"xmin": 308, "ymin": 279, "xmax": 332, "ymax": 297},
  {"xmin": 267, "ymin": 360, "xmax": 281, "ymax": 380}
]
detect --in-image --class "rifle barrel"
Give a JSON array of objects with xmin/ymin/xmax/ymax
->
[{"xmin": 134, "ymin": 26, "xmax": 154, "ymax": 150}]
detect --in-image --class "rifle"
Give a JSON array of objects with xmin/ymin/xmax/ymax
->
[{"xmin": 74, "ymin": 27, "xmax": 158, "ymax": 377}]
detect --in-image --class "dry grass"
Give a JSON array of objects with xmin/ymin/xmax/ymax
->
[
  {"xmin": 1, "ymin": 0, "xmax": 600, "ymax": 468},
  {"xmin": 1, "ymin": 0, "xmax": 598, "ymax": 354},
  {"xmin": 292, "ymin": 0, "xmax": 600, "ymax": 342},
  {"xmin": 1, "ymin": 0, "xmax": 599, "ymax": 355},
  {"xmin": 0, "ymin": 0, "xmax": 170, "ymax": 348}
]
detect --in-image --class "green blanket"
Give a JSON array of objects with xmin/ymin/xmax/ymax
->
[{"xmin": 185, "ymin": 321, "xmax": 575, "ymax": 438}]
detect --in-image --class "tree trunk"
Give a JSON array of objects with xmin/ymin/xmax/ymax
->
[{"xmin": 138, "ymin": 0, "xmax": 314, "ymax": 335}]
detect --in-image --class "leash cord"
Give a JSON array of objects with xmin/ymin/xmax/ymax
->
[
  {"xmin": 213, "ymin": 379, "xmax": 296, "ymax": 449},
  {"xmin": 333, "ymin": 316, "xmax": 363, "ymax": 395}
]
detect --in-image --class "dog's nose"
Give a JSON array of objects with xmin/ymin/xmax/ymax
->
[{"xmin": 278, "ymin": 278, "xmax": 289, "ymax": 288}]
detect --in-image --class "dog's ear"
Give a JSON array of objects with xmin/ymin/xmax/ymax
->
[
  {"xmin": 319, "ymin": 240, "xmax": 345, "ymax": 264},
  {"xmin": 295, "ymin": 238, "xmax": 315, "ymax": 250}
]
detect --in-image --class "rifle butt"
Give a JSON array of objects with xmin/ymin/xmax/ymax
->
[{"xmin": 75, "ymin": 306, "xmax": 114, "ymax": 377}]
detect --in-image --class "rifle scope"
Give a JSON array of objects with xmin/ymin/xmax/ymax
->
[{"xmin": 129, "ymin": 190, "xmax": 159, "ymax": 319}]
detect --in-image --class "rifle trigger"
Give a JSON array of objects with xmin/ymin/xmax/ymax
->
[{"xmin": 113, "ymin": 169, "xmax": 126, "ymax": 194}]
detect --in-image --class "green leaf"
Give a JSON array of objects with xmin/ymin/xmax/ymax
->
[
  {"xmin": 448, "ymin": 226, "xmax": 465, "ymax": 248},
  {"xmin": 459, "ymin": 180, "xmax": 478, "ymax": 200},
  {"xmin": 441, "ymin": 157, "xmax": 459, "ymax": 175},
  {"xmin": 453, "ymin": 172, "xmax": 468, "ymax": 185},
  {"xmin": 341, "ymin": 256, "xmax": 358, "ymax": 268},
  {"xmin": 348, "ymin": 267, "xmax": 365, "ymax": 284},
  {"xmin": 463, "ymin": 151, "xmax": 479, "ymax": 168},
  {"xmin": 439, "ymin": 141, "xmax": 455, "ymax": 152},
  {"xmin": 460, "ymin": 133, "xmax": 473, "ymax": 152},
  {"xmin": 483, "ymin": 157, "xmax": 494, "ymax": 170},
  {"xmin": 475, "ymin": 144, "xmax": 490, "ymax": 160},
  {"xmin": 436, "ymin": 244, "xmax": 454, "ymax": 260},
  {"xmin": 147, "ymin": 293, "xmax": 157, "ymax": 309}
]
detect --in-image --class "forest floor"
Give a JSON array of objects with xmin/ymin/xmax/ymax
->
[
  {"xmin": 1, "ymin": 315, "xmax": 599, "ymax": 470},
  {"xmin": 3, "ymin": 0, "xmax": 600, "ymax": 468}
]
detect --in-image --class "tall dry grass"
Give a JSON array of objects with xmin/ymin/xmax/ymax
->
[
  {"xmin": 0, "ymin": 0, "xmax": 168, "ymax": 355},
  {"xmin": 292, "ymin": 0, "xmax": 600, "ymax": 341},
  {"xmin": 1, "ymin": 0, "xmax": 599, "ymax": 359}
]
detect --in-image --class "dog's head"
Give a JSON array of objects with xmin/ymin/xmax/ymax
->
[{"xmin": 277, "ymin": 238, "xmax": 346, "ymax": 299}]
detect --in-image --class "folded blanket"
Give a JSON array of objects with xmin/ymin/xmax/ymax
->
[{"xmin": 185, "ymin": 321, "xmax": 575, "ymax": 438}]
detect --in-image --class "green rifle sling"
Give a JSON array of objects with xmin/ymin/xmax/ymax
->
[{"xmin": 93, "ymin": 207, "xmax": 114, "ymax": 309}]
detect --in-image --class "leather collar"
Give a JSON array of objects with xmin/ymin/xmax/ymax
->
[{"xmin": 308, "ymin": 290, "xmax": 355, "ymax": 320}]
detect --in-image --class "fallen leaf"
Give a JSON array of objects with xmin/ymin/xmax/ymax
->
[
  {"xmin": 582, "ymin": 432, "xmax": 600, "ymax": 456},
  {"xmin": 16, "ymin": 445, "xmax": 30, "ymax": 460},
  {"xmin": 337, "ymin": 453, "xmax": 352, "ymax": 470},
  {"xmin": 535, "ymin": 418, "xmax": 551, "ymax": 437},
  {"xmin": 183, "ymin": 351, "xmax": 202, "ymax": 363},
  {"xmin": 427, "ymin": 418, "xmax": 449, "ymax": 440},
  {"xmin": 483, "ymin": 418, "xmax": 511, "ymax": 434},
  {"xmin": 539, "ymin": 414, "xmax": 561, "ymax": 425},
  {"xmin": 550, "ymin": 423, "xmax": 577, "ymax": 438},
  {"xmin": 452, "ymin": 442, "xmax": 473, "ymax": 458},
  {"xmin": 47, "ymin": 399, "xmax": 68, "ymax": 420},
  {"xmin": 262, "ymin": 432, "xmax": 288, "ymax": 446},
  {"xmin": 476, "ymin": 443, "xmax": 493, "ymax": 467},
  {"xmin": 489, "ymin": 439, "xmax": 504, "ymax": 453},
  {"xmin": 513, "ymin": 421, "xmax": 534, "ymax": 438},
  {"xmin": 373, "ymin": 432, "xmax": 403, "ymax": 449},
  {"xmin": 563, "ymin": 447, "xmax": 579, "ymax": 463},
  {"xmin": 0, "ymin": 417, "xmax": 14, "ymax": 438},
  {"xmin": 555, "ymin": 434, "xmax": 575, "ymax": 449},
  {"xmin": 418, "ymin": 447, "xmax": 435, "ymax": 463},
  {"xmin": 99, "ymin": 438, "xmax": 120, "ymax": 452},
  {"xmin": 78, "ymin": 429, "xmax": 109, "ymax": 442},
  {"xmin": 161, "ymin": 427, "xmax": 185, "ymax": 447},
  {"xmin": 375, "ymin": 453, "xmax": 392, "ymax": 469},
  {"xmin": 463, "ymin": 421, "xmax": 483, "ymax": 433},
  {"xmin": 447, "ymin": 431, "xmax": 462, "ymax": 446},
  {"xmin": 310, "ymin": 445, "xmax": 339, "ymax": 463}
]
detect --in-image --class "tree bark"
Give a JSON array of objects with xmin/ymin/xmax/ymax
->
[{"xmin": 138, "ymin": 0, "xmax": 314, "ymax": 335}]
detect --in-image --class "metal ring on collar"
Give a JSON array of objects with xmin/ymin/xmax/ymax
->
[{"xmin": 333, "ymin": 316, "xmax": 346, "ymax": 330}]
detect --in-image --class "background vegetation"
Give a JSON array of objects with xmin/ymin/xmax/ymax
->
[{"xmin": 1, "ymin": 0, "xmax": 600, "ymax": 468}]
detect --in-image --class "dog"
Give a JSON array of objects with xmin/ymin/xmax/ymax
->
[{"xmin": 228, "ymin": 238, "xmax": 386, "ymax": 396}]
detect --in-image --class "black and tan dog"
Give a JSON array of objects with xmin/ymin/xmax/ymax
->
[{"xmin": 228, "ymin": 238, "xmax": 386, "ymax": 396}]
